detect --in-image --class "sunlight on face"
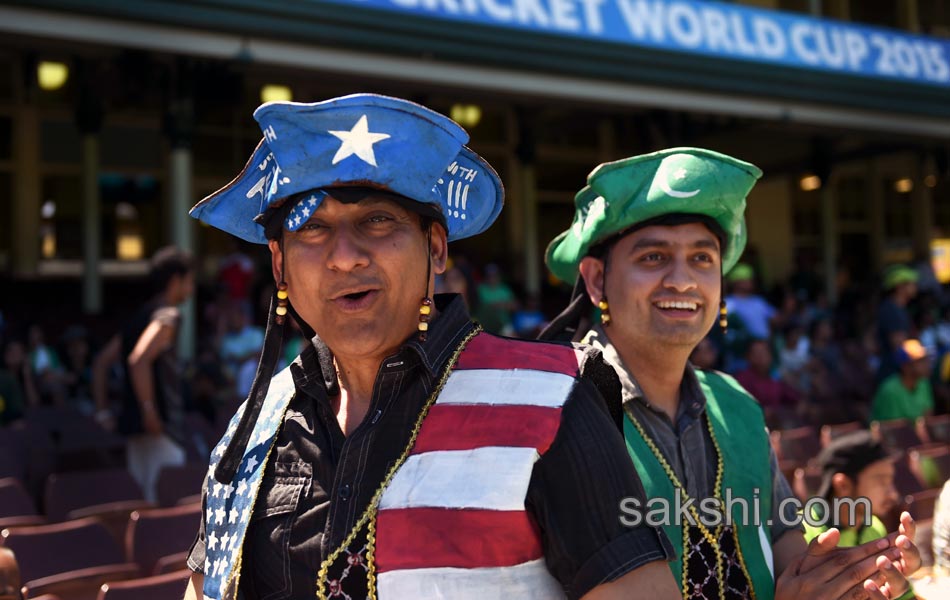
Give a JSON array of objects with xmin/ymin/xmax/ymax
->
[
  {"xmin": 603, "ymin": 222, "xmax": 722, "ymax": 351},
  {"xmin": 269, "ymin": 194, "xmax": 446, "ymax": 363}
]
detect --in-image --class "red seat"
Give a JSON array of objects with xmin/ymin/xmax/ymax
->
[
  {"xmin": 793, "ymin": 466, "xmax": 823, "ymax": 503},
  {"xmin": 153, "ymin": 552, "xmax": 189, "ymax": 575},
  {"xmin": 44, "ymin": 468, "xmax": 151, "ymax": 522},
  {"xmin": 892, "ymin": 453, "xmax": 926, "ymax": 496},
  {"xmin": 155, "ymin": 464, "xmax": 207, "ymax": 508},
  {"xmin": 97, "ymin": 569, "xmax": 190, "ymax": 600},
  {"xmin": 770, "ymin": 426, "xmax": 820, "ymax": 465},
  {"xmin": 917, "ymin": 414, "xmax": 950, "ymax": 444},
  {"xmin": 125, "ymin": 504, "xmax": 201, "ymax": 576},
  {"xmin": 56, "ymin": 424, "xmax": 127, "ymax": 472},
  {"xmin": 2, "ymin": 517, "xmax": 140, "ymax": 600},
  {"xmin": 0, "ymin": 446, "xmax": 26, "ymax": 483},
  {"xmin": 871, "ymin": 419, "xmax": 923, "ymax": 452},
  {"xmin": 820, "ymin": 421, "xmax": 863, "ymax": 447},
  {"xmin": 903, "ymin": 488, "xmax": 941, "ymax": 521},
  {"xmin": 0, "ymin": 477, "xmax": 45, "ymax": 529},
  {"xmin": 908, "ymin": 445, "xmax": 950, "ymax": 489},
  {"xmin": 44, "ymin": 468, "xmax": 153, "ymax": 544}
]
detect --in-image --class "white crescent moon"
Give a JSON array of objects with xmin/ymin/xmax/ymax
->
[{"xmin": 658, "ymin": 162, "xmax": 700, "ymax": 198}]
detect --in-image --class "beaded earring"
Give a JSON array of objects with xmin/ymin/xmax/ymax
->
[
  {"xmin": 598, "ymin": 298, "xmax": 611, "ymax": 326},
  {"xmin": 275, "ymin": 281, "xmax": 289, "ymax": 325},
  {"xmin": 418, "ymin": 297, "xmax": 433, "ymax": 341}
]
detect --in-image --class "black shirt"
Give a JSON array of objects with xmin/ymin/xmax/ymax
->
[
  {"xmin": 188, "ymin": 294, "xmax": 672, "ymax": 599},
  {"xmin": 118, "ymin": 300, "xmax": 185, "ymax": 444}
]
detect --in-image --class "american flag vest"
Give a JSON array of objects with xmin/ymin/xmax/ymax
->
[{"xmin": 202, "ymin": 331, "xmax": 582, "ymax": 600}]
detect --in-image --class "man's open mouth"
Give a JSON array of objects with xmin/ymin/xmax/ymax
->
[
  {"xmin": 331, "ymin": 288, "xmax": 381, "ymax": 312},
  {"xmin": 342, "ymin": 290, "xmax": 372, "ymax": 301}
]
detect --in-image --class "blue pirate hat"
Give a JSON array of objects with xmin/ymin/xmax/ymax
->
[{"xmin": 190, "ymin": 93, "xmax": 504, "ymax": 242}]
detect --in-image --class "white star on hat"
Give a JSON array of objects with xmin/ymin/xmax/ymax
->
[{"xmin": 328, "ymin": 115, "xmax": 391, "ymax": 167}]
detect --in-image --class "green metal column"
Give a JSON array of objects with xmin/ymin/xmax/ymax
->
[
  {"xmin": 167, "ymin": 92, "xmax": 196, "ymax": 362},
  {"xmin": 12, "ymin": 104, "xmax": 40, "ymax": 276},
  {"xmin": 78, "ymin": 71, "xmax": 104, "ymax": 314}
]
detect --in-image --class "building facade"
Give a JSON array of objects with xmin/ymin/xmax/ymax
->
[{"xmin": 1, "ymin": 0, "xmax": 949, "ymax": 351}]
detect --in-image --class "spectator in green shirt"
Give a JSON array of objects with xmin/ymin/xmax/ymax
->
[
  {"xmin": 871, "ymin": 339, "xmax": 935, "ymax": 422},
  {"xmin": 475, "ymin": 263, "xmax": 517, "ymax": 335}
]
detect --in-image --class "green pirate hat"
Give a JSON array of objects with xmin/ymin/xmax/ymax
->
[{"xmin": 545, "ymin": 148, "xmax": 762, "ymax": 283}]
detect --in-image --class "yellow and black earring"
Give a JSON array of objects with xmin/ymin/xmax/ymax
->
[
  {"xmin": 599, "ymin": 298, "xmax": 611, "ymax": 326},
  {"xmin": 418, "ymin": 297, "xmax": 433, "ymax": 341},
  {"xmin": 719, "ymin": 299, "xmax": 728, "ymax": 334},
  {"xmin": 275, "ymin": 281, "xmax": 289, "ymax": 325}
]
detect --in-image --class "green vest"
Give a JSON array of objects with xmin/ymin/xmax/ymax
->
[{"xmin": 624, "ymin": 369, "xmax": 775, "ymax": 600}]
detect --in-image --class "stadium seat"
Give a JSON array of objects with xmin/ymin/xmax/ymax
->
[
  {"xmin": 44, "ymin": 468, "xmax": 150, "ymax": 522},
  {"xmin": 1, "ymin": 517, "xmax": 140, "ymax": 600},
  {"xmin": 903, "ymin": 488, "xmax": 941, "ymax": 521},
  {"xmin": 125, "ymin": 503, "xmax": 201, "ymax": 576},
  {"xmin": 44, "ymin": 468, "xmax": 153, "ymax": 543},
  {"xmin": 908, "ymin": 445, "xmax": 950, "ymax": 490},
  {"xmin": 96, "ymin": 569, "xmax": 190, "ymax": 600},
  {"xmin": 819, "ymin": 421, "xmax": 863, "ymax": 447},
  {"xmin": 770, "ymin": 426, "xmax": 820, "ymax": 465},
  {"xmin": 155, "ymin": 464, "xmax": 207, "ymax": 508},
  {"xmin": 892, "ymin": 453, "xmax": 926, "ymax": 496},
  {"xmin": 871, "ymin": 419, "xmax": 922, "ymax": 451},
  {"xmin": 55, "ymin": 424, "xmax": 127, "ymax": 472},
  {"xmin": 0, "ymin": 477, "xmax": 45, "ymax": 529},
  {"xmin": 917, "ymin": 413, "xmax": 950, "ymax": 444},
  {"xmin": 792, "ymin": 466, "xmax": 823, "ymax": 503}
]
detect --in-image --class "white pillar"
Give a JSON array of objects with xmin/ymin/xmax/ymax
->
[
  {"xmin": 169, "ymin": 146, "xmax": 196, "ymax": 361},
  {"xmin": 82, "ymin": 133, "xmax": 102, "ymax": 313}
]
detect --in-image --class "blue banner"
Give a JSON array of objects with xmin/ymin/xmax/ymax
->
[{"xmin": 321, "ymin": 0, "xmax": 950, "ymax": 87}]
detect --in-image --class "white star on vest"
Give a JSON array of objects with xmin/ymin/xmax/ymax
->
[
  {"xmin": 328, "ymin": 115, "xmax": 390, "ymax": 167},
  {"xmin": 245, "ymin": 455, "xmax": 259, "ymax": 473}
]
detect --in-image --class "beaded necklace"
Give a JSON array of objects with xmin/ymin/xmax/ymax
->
[
  {"xmin": 315, "ymin": 325, "xmax": 482, "ymax": 600},
  {"xmin": 626, "ymin": 407, "xmax": 728, "ymax": 598}
]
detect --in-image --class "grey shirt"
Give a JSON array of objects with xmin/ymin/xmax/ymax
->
[{"xmin": 584, "ymin": 324, "xmax": 802, "ymax": 541}]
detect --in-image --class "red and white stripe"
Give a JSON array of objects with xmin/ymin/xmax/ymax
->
[{"xmin": 375, "ymin": 333, "xmax": 580, "ymax": 599}]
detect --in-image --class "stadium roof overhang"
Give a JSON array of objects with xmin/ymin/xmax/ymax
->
[{"xmin": 3, "ymin": 0, "xmax": 950, "ymax": 138}]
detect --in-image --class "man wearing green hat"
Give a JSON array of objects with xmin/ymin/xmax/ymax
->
[
  {"xmin": 542, "ymin": 148, "xmax": 920, "ymax": 600},
  {"xmin": 876, "ymin": 265, "xmax": 919, "ymax": 383}
]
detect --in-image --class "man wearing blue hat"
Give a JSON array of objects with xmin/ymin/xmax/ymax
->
[
  {"xmin": 183, "ymin": 95, "xmax": 680, "ymax": 600},
  {"xmin": 542, "ymin": 148, "xmax": 921, "ymax": 600}
]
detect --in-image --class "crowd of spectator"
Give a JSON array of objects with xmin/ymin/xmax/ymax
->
[{"xmin": 2, "ymin": 249, "xmax": 950, "ymax": 435}]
